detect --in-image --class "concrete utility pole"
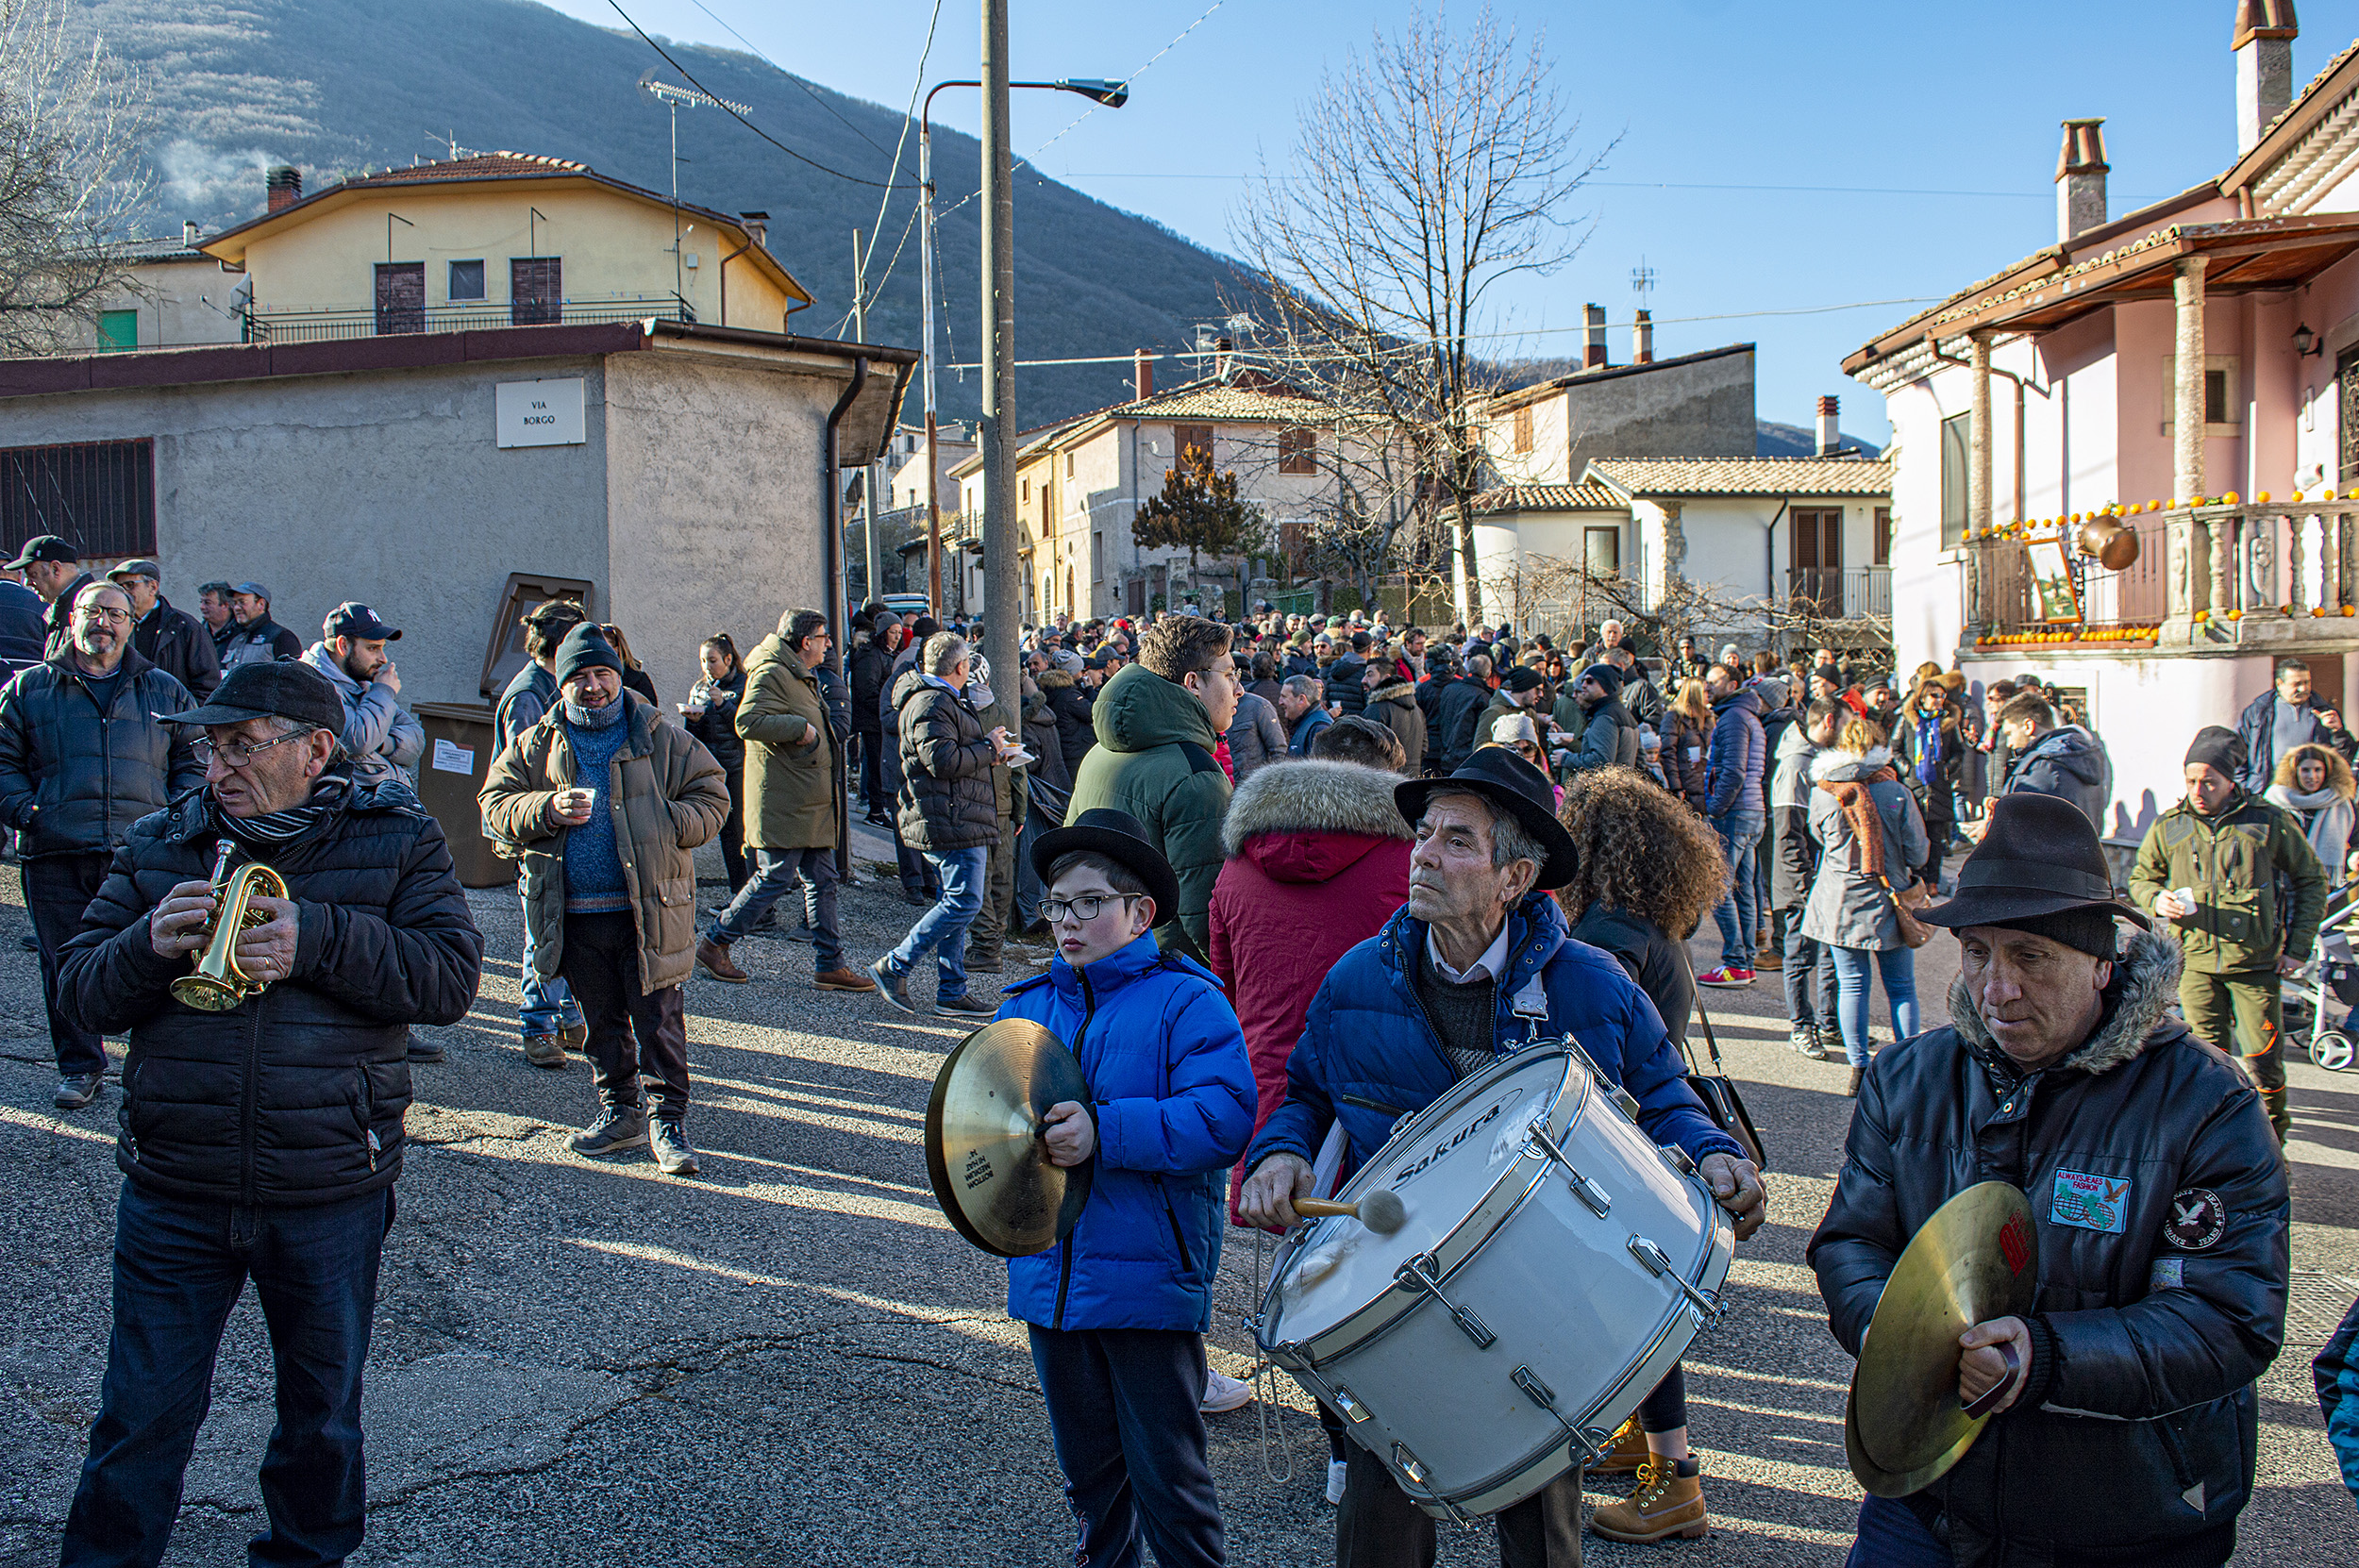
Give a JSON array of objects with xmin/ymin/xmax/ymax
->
[
  {"xmin": 852, "ymin": 228, "xmax": 883, "ymax": 604},
  {"xmin": 980, "ymin": 0, "xmax": 1017, "ymax": 694}
]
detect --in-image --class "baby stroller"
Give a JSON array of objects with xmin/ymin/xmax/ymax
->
[{"xmin": 2283, "ymin": 880, "xmax": 2359, "ymax": 1073}]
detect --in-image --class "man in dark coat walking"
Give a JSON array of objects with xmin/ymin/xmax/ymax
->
[
  {"xmin": 109, "ymin": 559, "xmax": 222, "ymax": 701},
  {"xmin": 2234, "ymin": 657, "xmax": 2355, "ymax": 796},
  {"xmin": 847, "ymin": 611, "xmax": 901, "ymax": 824}
]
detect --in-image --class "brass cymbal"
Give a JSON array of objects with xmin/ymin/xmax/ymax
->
[
  {"xmin": 1846, "ymin": 1180, "xmax": 2038, "ymax": 1497},
  {"xmin": 924, "ymin": 1018, "xmax": 1094, "ymax": 1259}
]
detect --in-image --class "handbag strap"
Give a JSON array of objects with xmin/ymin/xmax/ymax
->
[{"xmin": 1672, "ymin": 943, "xmax": 1729, "ymax": 1076}]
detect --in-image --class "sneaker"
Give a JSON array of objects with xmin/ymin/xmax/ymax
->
[
  {"xmin": 560, "ymin": 1019, "xmax": 588, "ymax": 1051},
  {"xmin": 902, "ymin": 888, "xmax": 931, "ymax": 909},
  {"xmin": 814, "ymin": 966, "xmax": 878, "ymax": 993},
  {"xmin": 697, "ymin": 937, "xmax": 750, "ymax": 984},
  {"xmin": 569, "ymin": 1105, "xmax": 647, "ymax": 1157},
  {"xmin": 1200, "ymin": 1369, "xmax": 1255, "ymax": 1413},
  {"xmin": 937, "ymin": 992, "xmax": 995, "ymax": 1016},
  {"xmin": 1589, "ymin": 1456, "xmax": 1707, "ymax": 1543},
  {"xmin": 870, "ymin": 959, "xmax": 922, "ymax": 1016},
  {"xmin": 1790, "ymin": 1025, "xmax": 1830, "ymax": 1061},
  {"xmin": 522, "ymin": 1033, "xmax": 569, "ymax": 1070},
  {"xmin": 1325, "ymin": 1459, "xmax": 1348, "ymax": 1507},
  {"xmin": 405, "ymin": 1031, "xmax": 445, "ymax": 1064},
  {"xmin": 649, "ymin": 1118, "xmax": 700, "ymax": 1176},
  {"xmin": 1696, "ymin": 965, "xmax": 1753, "ymax": 989},
  {"xmin": 53, "ymin": 1072, "xmax": 101, "ymax": 1109},
  {"xmin": 1592, "ymin": 1416, "xmax": 1648, "ymax": 1476}
]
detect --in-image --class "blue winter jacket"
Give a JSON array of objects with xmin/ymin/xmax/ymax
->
[
  {"xmin": 999, "ymin": 930, "xmax": 1258, "ymax": 1332},
  {"xmin": 1246, "ymin": 892, "xmax": 1743, "ymax": 1176},
  {"xmin": 1704, "ymin": 688, "xmax": 1766, "ymax": 819},
  {"xmin": 2319, "ymin": 1293, "xmax": 2359, "ymax": 1507}
]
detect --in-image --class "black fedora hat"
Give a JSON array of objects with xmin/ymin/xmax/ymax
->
[
  {"xmin": 1918, "ymin": 792, "xmax": 2149, "ymax": 931},
  {"xmin": 1029, "ymin": 808, "xmax": 1180, "ymax": 919},
  {"xmin": 1395, "ymin": 747, "xmax": 1579, "ymax": 890}
]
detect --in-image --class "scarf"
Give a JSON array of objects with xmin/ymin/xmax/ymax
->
[
  {"xmin": 216, "ymin": 772, "xmax": 351, "ymax": 849},
  {"xmin": 1817, "ymin": 764, "xmax": 1900, "ymax": 880},
  {"xmin": 564, "ymin": 694, "xmax": 627, "ymax": 728},
  {"xmin": 2265, "ymin": 781, "xmax": 2354, "ymax": 875}
]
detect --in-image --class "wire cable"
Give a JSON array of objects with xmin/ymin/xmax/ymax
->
[
  {"xmin": 679, "ymin": 0, "xmax": 894, "ymax": 157},
  {"xmin": 1028, "ymin": 0, "xmax": 1228, "ymax": 160}
]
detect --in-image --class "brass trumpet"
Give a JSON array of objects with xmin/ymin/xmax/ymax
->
[{"xmin": 171, "ymin": 838, "xmax": 290, "ymax": 1012}]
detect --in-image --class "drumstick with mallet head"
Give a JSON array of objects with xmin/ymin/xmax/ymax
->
[{"xmin": 1293, "ymin": 1190, "xmax": 1407, "ymax": 1234}]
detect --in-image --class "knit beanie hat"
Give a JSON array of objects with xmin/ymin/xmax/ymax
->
[
  {"xmin": 554, "ymin": 625, "xmax": 626, "ymax": 688},
  {"xmin": 2183, "ymin": 725, "xmax": 2248, "ymax": 780},
  {"xmin": 1578, "ymin": 662, "xmax": 1624, "ymax": 698}
]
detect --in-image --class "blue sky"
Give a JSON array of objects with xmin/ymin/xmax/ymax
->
[{"xmin": 542, "ymin": 0, "xmax": 2356, "ymax": 446}]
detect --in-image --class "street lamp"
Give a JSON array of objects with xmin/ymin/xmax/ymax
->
[{"xmin": 918, "ymin": 75, "xmax": 1129, "ymax": 611}]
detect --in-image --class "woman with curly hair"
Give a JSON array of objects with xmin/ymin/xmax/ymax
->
[
  {"xmin": 2267, "ymin": 741, "xmax": 2359, "ymax": 886},
  {"xmin": 1551, "ymin": 764, "xmax": 1730, "ymax": 1543}
]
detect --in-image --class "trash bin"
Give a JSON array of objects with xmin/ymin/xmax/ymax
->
[{"xmin": 413, "ymin": 701, "xmax": 517, "ymax": 889}]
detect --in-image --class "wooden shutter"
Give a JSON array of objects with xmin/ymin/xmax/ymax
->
[
  {"xmin": 1279, "ymin": 427, "xmax": 1316, "ymax": 475},
  {"xmin": 1513, "ymin": 405, "xmax": 1533, "ymax": 454},
  {"xmin": 510, "ymin": 258, "xmax": 562, "ymax": 325},
  {"xmin": 1173, "ymin": 425, "xmax": 1214, "ymax": 465},
  {"xmin": 374, "ymin": 262, "xmax": 425, "ymax": 335}
]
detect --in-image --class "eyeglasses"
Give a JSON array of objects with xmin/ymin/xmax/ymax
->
[
  {"xmin": 192, "ymin": 730, "xmax": 315, "ymax": 768},
  {"xmin": 75, "ymin": 607, "xmax": 130, "ymax": 625},
  {"xmin": 1040, "ymin": 892, "xmax": 1140, "ymax": 924}
]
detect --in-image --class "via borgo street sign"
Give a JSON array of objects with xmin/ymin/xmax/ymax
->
[{"xmin": 495, "ymin": 378, "xmax": 587, "ymax": 448}]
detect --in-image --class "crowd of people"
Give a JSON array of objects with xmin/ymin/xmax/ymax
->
[{"xmin": 2, "ymin": 531, "xmax": 2353, "ymax": 1565}]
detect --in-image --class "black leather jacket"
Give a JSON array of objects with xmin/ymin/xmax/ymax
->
[
  {"xmin": 0, "ymin": 649, "xmax": 202, "ymax": 858},
  {"xmin": 58, "ymin": 776, "xmax": 484, "ymax": 1207},
  {"xmin": 132, "ymin": 597, "xmax": 223, "ymax": 701},
  {"xmin": 1811, "ymin": 931, "xmax": 2287, "ymax": 1567}
]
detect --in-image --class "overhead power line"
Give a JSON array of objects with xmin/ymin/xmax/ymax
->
[
  {"xmin": 1046, "ymin": 171, "xmax": 2049, "ymax": 200},
  {"xmin": 679, "ymin": 0, "xmax": 893, "ymax": 157}
]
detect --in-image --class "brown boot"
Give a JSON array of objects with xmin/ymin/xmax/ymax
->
[
  {"xmin": 813, "ymin": 966, "xmax": 878, "ymax": 993},
  {"xmin": 696, "ymin": 937, "xmax": 749, "ymax": 984},
  {"xmin": 1846, "ymin": 1066, "xmax": 1865, "ymax": 1098},
  {"xmin": 1591, "ymin": 1417, "xmax": 1648, "ymax": 1476},
  {"xmin": 1589, "ymin": 1456, "xmax": 1707, "ymax": 1543}
]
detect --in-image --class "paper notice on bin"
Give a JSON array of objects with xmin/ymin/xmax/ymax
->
[{"xmin": 432, "ymin": 738, "xmax": 475, "ymax": 776}]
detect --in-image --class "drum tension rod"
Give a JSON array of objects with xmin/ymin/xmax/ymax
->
[
  {"xmin": 1521, "ymin": 1123, "xmax": 1611, "ymax": 1217},
  {"xmin": 1628, "ymin": 1235, "xmax": 1725, "ymax": 1323},
  {"xmin": 1511, "ymin": 1365, "xmax": 1613, "ymax": 1467},
  {"xmin": 1393, "ymin": 1253, "xmax": 1497, "ymax": 1348}
]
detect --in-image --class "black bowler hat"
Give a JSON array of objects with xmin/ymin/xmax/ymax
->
[
  {"xmin": 160, "ymin": 659, "xmax": 345, "ymax": 734},
  {"xmin": 1396, "ymin": 747, "xmax": 1579, "ymax": 890},
  {"xmin": 1918, "ymin": 792, "xmax": 2149, "ymax": 931},
  {"xmin": 1030, "ymin": 808, "xmax": 1180, "ymax": 919}
]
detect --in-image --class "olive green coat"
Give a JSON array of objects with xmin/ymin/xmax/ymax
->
[
  {"xmin": 2130, "ymin": 790, "xmax": 2327, "ymax": 973},
  {"xmin": 737, "ymin": 631, "xmax": 834, "ymax": 850},
  {"xmin": 479, "ymin": 692, "xmax": 730, "ymax": 993}
]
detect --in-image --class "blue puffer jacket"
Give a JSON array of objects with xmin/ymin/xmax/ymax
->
[
  {"xmin": 1704, "ymin": 688, "xmax": 1766, "ymax": 819},
  {"xmin": 1000, "ymin": 931, "xmax": 1257, "ymax": 1332},
  {"xmin": 1246, "ymin": 892, "xmax": 1742, "ymax": 1175}
]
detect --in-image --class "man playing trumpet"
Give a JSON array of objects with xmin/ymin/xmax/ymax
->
[{"xmin": 52, "ymin": 660, "xmax": 483, "ymax": 1568}]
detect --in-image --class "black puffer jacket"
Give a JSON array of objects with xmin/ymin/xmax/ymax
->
[
  {"xmin": 893, "ymin": 668, "xmax": 1000, "ymax": 852},
  {"xmin": 1811, "ymin": 931, "xmax": 2287, "ymax": 1567},
  {"xmin": 132, "ymin": 598, "xmax": 223, "ymax": 702},
  {"xmin": 848, "ymin": 637, "xmax": 895, "ymax": 737},
  {"xmin": 682, "ymin": 667, "xmax": 746, "ymax": 775},
  {"xmin": 0, "ymin": 649, "xmax": 202, "ymax": 859},
  {"xmin": 1038, "ymin": 667, "xmax": 1096, "ymax": 776},
  {"xmin": 57, "ymin": 776, "xmax": 485, "ymax": 1208}
]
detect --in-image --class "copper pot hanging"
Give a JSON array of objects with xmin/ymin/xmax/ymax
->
[{"xmin": 2076, "ymin": 516, "xmax": 2140, "ymax": 572}]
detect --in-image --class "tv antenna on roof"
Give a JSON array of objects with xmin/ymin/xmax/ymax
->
[
  {"xmin": 1631, "ymin": 258, "xmax": 1657, "ymax": 307},
  {"xmin": 637, "ymin": 73, "xmax": 752, "ymax": 315}
]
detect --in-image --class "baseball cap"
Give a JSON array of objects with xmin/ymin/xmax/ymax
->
[
  {"xmin": 323, "ymin": 602, "xmax": 401, "ymax": 642},
  {"xmin": 5, "ymin": 535, "xmax": 78, "ymax": 569},
  {"xmin": 109, "ymin": 559, "xmax": 161, "ymax": 582},
  {"xmin": 161, "ymin": 660, "xmax": 345, "ymax": 733}
]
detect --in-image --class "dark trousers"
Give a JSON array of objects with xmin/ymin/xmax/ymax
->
[
  {"xmin": 1339, "ymin": 1443, "xmax": 1581, "ymax": 1567},
  {"xmin": 62, "ymin": 1181, "xmax": 392, "ymax": 1568},
  {"xmin": 25, "ymin": 850, "xmax": 110, "ymax": 1076},
  {"xmin": 717, "ymin": 768, "xmax": 748, "ymax": 892},
  {"xmin": 1636, "ymin": 1363, "xmax": 1687, "ymax": 1432},
  {"xmin": 1029, "ymin": 1325, "xmax": 1225, "ymax": 1568},
  {"xmin": 1782, "ymin": 916, "xmax": 1839, "ymax": 1032},
  {"xmin": 859, "ymin": 730, "xmax": 888, "ymax": 816},
  {"xmin": 1845, "ymin": 1495, "xmax": 1950, "ymax": 1567},
  {"xmin": 560, "ymin": 911, "xmax": 691, "ymax": 1118},
  {"xmin": 2181, "ymin": 967, "xmax": 2288, "ymax": 1143},
  {"xmin": 894, "ymin": 820, "xmax": 940, "ymax": 900},
  {"xmin": 711, "ymin": 845, "xmax": 841, "ymax": 969},
  {"xmin": 967, "ymin": 810, "xmax": 1020, "ymax": 967}
]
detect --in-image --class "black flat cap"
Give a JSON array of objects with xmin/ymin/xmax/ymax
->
[{"xmin": 160, "ymin": 659, "xmax": 346, "ymax": 733}]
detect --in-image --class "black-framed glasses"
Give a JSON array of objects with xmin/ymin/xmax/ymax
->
[
  {"xmin": 1041, "ymin": 892, "xmax": 1140, "ymax": 924},
  {"xmin": 192, "ymin": 730, "xmax": 314, "ymax": 769}
]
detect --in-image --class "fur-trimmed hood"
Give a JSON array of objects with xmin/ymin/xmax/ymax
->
[
  {"xmin": 1365, "ymin": 676, "xmax": 1416, "ymax": 709},
  {"xmin": 1036, "ymin": 667, "xmax": 1077, "ymax": 691},
  {"xmin": 1221, "ymin": 759, "xmax": 1412, "ymax": 856},
  {"xmin": 1812, "ymin": 744, "xmax": 1895, "ymax": 783},
  {"xmin": 1947, "ymin": 927, "xmax": 2185, "ymax": 1076}
]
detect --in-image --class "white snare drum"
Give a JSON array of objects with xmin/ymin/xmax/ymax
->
[{"xmin": 1251, "ymin": 1044, "xmax": 1733, "ymax": 1520}]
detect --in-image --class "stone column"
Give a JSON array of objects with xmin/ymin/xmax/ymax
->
[
  {"xmin": 1967, "ymin": 332, "xmax": 1995, "ymax": 632},
  {"xmin": 2173, "ymin": 257, "xmax": 2207, "ymax": 504}
]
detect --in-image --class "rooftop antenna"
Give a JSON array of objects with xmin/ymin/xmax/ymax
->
[
  {"xmin": 638, "ymin": 73, "xmax": 750, "ymax": 317},
  {"xmin": 1631, "ymin": 257, "xmax": 1657, "ymax": 308}
]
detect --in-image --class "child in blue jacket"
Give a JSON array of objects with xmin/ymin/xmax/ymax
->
[{"xmin": 996, "ymin": 808, "xmax": 1256, "ymax": 1568}]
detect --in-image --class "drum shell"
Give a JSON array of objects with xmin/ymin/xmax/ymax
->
[{"xmin": 1255, "ymin": 1048, "xmax": 1733, "ymax": 1518}]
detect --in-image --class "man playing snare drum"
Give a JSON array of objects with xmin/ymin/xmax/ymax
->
[{"xmin": 1240, "ymin": 749, "xmax": 1766, "ymax": 1568}]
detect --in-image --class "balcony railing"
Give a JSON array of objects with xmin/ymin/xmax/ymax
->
[
  {"xmin": 1781, "ymin": 566, "xmax": 1891, "ymax": 621},
  {"xmin": 244, "ymin": 297, "xmax": 694, "ymax": 344}
]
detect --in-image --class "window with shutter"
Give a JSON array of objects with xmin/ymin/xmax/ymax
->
[
  {"xmin": 1940, "ymin": 412, "xmax": 1969, "ymax": 549},
  {"xmin": 510, "ymin": 258, "xmax": 561, "ymax": 325},
  {"xmin": 97, "ymin": 310, "xmax": 137, "ymax": 352},
  {"xmin": 0, "ymin": 441, "xmax": 157, "ymax": 558},
  {"xmin": 1173, "ymin": 425, "xmax": 1214, "ymax": 465},
  {"xmin": 1873, "ymin": 507, "xmax": 1893, "ymax": 566},
  {"xmin": 375, "ymin": 262, "xmax": 426, "ymax": 335},
  {"xmin": 1279, "ymin": 427, "xmax": 1316, "ymax": 474},
  {"xmin": 1513, "ymin": 405, "xmax": 1533, "ymax": 454}
]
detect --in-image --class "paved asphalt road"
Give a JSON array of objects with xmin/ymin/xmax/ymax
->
[{"xmin": 1, "ymin": 830, "xmax": 2355, "ymax": 1566}]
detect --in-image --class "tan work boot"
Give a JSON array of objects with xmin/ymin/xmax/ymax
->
[
  {"xmin": 1590, "ymin": 1456, "xmax": 1706, "ymax": 1543},
  {"xmin": 697, "ymin": 937, "xmax": 749, "ymax": 984},
  {"xmin": 814, "ymin": 966, "xmax": 878, "ymax": 993},
  {"xmin": 1591, "ymin": 1417, "xmax": 1648, "ymax": 1476}
]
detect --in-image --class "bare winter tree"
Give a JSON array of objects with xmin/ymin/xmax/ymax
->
[
  {"xmin": 1233, "ymin": 4, "xmax": 1603, "ymax": 625},
  {"xmin": 0, "ymin": 0, "xmax": 149, "ymax": 355}
]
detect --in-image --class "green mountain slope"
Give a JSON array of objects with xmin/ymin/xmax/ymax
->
[{"xmin": 81, "ymin": 0, "xmax": 1245, "ymax": 423}]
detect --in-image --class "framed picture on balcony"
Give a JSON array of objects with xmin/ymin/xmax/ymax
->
[{"xmin": 2025, "ymin": 538, "xmax": 2082, "ymax": 624}]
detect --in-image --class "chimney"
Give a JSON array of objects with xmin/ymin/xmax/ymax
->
[
  {"xmin": 1582, "ymin": 303, "xmax": 1608, "ymax": 369},
  {"xmin": 1816, "ymin": 395, "xmax": 1841, "ymax": 457},
  {"xmin": 737, "ymin": 210, "xmax": 770, "ymax": 249},
  {"xmin": 2054, "ymin": 119, "xmax": 2109, "ymax": 242},
  {"xmin": 182, "ymin": 220, "xmax": 200, "ymax": 248},
  {"xmin": 1631, "ymin": 309, "xmax": 1654, "ymax": 364},
  {"xmin": 2234, "ymin": 0, "xmax": 2299, "ymax": 154},
  {"xmin": 1133, "ymin": 348, "xmax": 1155, "ymax": 401},
  {"xmin": 265, "ymin": 166, "xmax": 301, "ymax": 212},
  {"xmin": 1214, "ymin": 335, "xmax": 1234, "ymax": 382}
]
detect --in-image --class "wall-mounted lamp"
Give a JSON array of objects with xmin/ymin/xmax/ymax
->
[{"xmin": 2295, "ymin": 321, "xmax": 2323, "ymax": 358}]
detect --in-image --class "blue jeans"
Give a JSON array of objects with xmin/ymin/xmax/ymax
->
[
  {"xmin": 63, "ymin": 1181, "xmax": 393, "ymax": 1568},
  {"xmin": 1710, "ymin": 811, "xmax": 1765, "ymax": 968},
  {"xmin": 1832, "ymin": 943, "xmax": 1920, "ymax": 1068},
  {"xmin": 887, "ymin": 844, "xmax": 987, "ymax": 999},
  {"xmin": 1845, "ymin": 1495, "xmax": 1950, "ymax": 1567},
  {"xmin": 711, "ymin": 845, "xmax": 842, "ymax": 969},
  {"xmin": 1029, "ymin": 1326, "xmax": 1224, "ymax": 1568},
  {"xmin": 1782, "ymin": 918, "xmax": 1838, "ymax": 1031},
  {"xmin": 517, "ymin": 888, "xmax": 581, "ymax": 1040}
]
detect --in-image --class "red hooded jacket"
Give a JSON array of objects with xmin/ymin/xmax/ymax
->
[{"xmin": 1207, "ymin": 759, "xmax": 1414, "ymax": 1222}]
